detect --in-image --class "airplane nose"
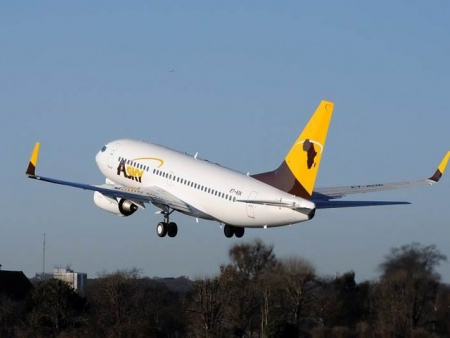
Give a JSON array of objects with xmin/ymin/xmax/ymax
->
[{"xmin": 95, "ymin": 151, "xmax": 101, "ymax": 164}]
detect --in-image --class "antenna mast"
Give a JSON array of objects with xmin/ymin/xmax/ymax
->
[{"xmin": 42, "ymin": 232, "xmax": 46, "ymax": 279}]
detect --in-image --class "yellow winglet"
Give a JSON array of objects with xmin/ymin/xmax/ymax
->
[
  {"xmin": 26, "ymin": 142, "xmax": 40, "ymax": 176},
  {"xmin": 429, "ymin": 151, "xmax": 450, "ymax": 182}
]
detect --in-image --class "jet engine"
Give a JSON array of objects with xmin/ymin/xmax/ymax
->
[{"xmin": 93, "ymin": 191, "xmax": 138, "ymax": 216}]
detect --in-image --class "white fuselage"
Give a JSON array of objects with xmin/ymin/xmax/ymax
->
[{"xmin": 95, "ymin": 139, "xmax": 314, "ymax": 228}]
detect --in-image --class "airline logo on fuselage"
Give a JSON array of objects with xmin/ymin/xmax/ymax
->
[{"xmin": 117, "ymin": 160, "xmax": 144, "ymax": 183}]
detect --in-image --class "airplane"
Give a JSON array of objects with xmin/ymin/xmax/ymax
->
[{"xmin": 26, "ymin": 100, "xmax": 449, "ymax": 238}]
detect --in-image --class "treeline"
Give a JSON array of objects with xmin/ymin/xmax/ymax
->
[{"xmin": 1, "ymin": 240, "xmax": 449, "ymax": 337}]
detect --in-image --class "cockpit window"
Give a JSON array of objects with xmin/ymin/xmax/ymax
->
[{"xmin": 101, "ymin": 145, "xmax": 107, "ymax": 152}]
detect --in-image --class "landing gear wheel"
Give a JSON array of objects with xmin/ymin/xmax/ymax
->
[
  {"xmin": 157, "ymin": 222, "xmax": 167, "ymax": 237},
  {"xmin": 234, "ymin": 227, "xmax": 245, "ymax": 238},
  {"xmin": 168, "ymin": 222, "xmax": 178, "ymax": 238},
  {"xmin": 224, "ymin": 224, "xmax": 234, "ymax": 238}
]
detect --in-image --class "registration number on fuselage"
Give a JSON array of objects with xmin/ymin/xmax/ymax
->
[{"xmin": 229, "ymin": 188, "xmax": 242, "ymax": 196}]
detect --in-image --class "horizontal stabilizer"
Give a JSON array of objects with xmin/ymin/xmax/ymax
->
[{"xmin": 315, "ymin": 200, "xmax": 411, "ymax": 209}]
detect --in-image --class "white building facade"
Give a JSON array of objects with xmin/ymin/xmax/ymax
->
[{"xmin": 53, "ymin": 267, "xmax": 87, "ymax": 293}]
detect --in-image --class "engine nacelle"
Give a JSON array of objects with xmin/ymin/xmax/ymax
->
[{"xmin": 93, "ymin": 191, "xmax": 138, "ymax": 217}]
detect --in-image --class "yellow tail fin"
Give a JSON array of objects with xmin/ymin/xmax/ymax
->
[
  {"xmin": 252, "ymin": 100, "xmax": 334, "ymax": 199},
  {"xmin": 285, "ymin": 100, "xmax": 334, "ymax": 196}
]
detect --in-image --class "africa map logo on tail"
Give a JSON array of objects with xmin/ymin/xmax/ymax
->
[
  {"xmin": 302, "ymin": 139, "xmax": 317, "ymax": 169},
  {"xmin": 297, "ymin": 139, "xmax": 323, "ymax": 169}
]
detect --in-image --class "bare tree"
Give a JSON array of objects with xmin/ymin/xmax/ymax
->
[
  {"xmin": 27, "ymin": 278, "xmax": 86, "ymax": 336},
  {"xmin": 379, "ymin": 242, "xmax": 447, "ymax": 277},
  {"xmin": 277, "ymin": 257, "xmax": 316, "ymax": 331},
  {"xmin": 187, "ymin": 276, "xmax": 224, "ymax": 337},
  {"xmin": 228, "ymin": 239, "xmax": 276, "ymax": 279},
  {"xmin": 373, "ymin": 243, "xmax": 447, "ymax": 336},
  {"xmin": 221, "ymin": 239, "xmax": 278, "ymax": 336},
  {"xmin": 86, "ymin": 268, "xmax": 143, "ymax": 335}
]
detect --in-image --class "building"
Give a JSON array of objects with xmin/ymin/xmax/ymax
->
[{"xmin": 53, "ymin": 267, "xmax": 87, "ymax": 293}]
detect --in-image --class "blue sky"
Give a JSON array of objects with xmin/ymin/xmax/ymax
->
[{"xmin": 1, "ymin": 1, "xmax": 449, "ymax": 282}]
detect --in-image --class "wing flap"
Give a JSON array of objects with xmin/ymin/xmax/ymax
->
[{"xmin": 236, "ymin": 198, "xmax": 315, "ymax": 211}]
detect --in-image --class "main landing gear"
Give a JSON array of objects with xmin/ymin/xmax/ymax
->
[
  {"xmin": 224, "ymin": 224, "xmax": 245, "ymax": 238},
  {"xmin": 156, "ymin": 210, "xmax": 178, "ymax": 238}
]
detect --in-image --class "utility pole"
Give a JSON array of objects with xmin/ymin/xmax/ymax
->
[{"xmin": 42, "ymin": 232, "xmax": 46, "ymax": 279}]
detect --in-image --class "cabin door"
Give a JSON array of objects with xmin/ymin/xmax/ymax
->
[{"xmin": 246, "ymin": 191, "xmax": 258, "ymax": 219}]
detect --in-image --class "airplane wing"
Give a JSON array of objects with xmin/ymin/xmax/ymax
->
[
  {"xmin": 312, "ymin": 152, "xmax": 450, "ymax": 208},
  {"xmin": 26, "ymin": 142, "xmax": 191, "ymax": 213}
]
